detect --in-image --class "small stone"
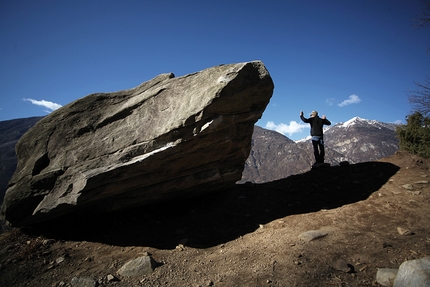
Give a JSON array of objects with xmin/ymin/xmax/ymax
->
[
  {"xmin": 107, "ymin": 274, "xmax": 119, "ymax": 282},
  {"xmin": 55, "ymin": 256, "xmax": 65, "ymax": 264},
  {"xmin": 397, "ymin": 227, "xmax": 412, "ymax": 236},
  {"xmin": 176, "ymin": 244, "xmax": 185, "ymax": 251},
  {"xmin": 402, "ymin": 184, "xmax": 414, "ymax": 190},
  {"xmin": 376, "ymin": 268, "xmax": 398, "ymax": 286},
  {"xmin": 414, "ymin": 180, "xmax": 428, "ymax": 184},
  {"xmin": 117, "ymin": 255, "xmax": 158, "ymax": 277},
  {"xmin": 298, "ymin": 230, "xmax": 328, "ymax": 242}
]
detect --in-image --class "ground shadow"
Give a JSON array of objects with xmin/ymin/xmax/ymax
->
[{"xmin": 31, "ymin": 161, "xmax": 399, "ymax": 249}]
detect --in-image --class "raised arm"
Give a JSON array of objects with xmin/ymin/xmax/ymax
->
[{"xmin": 300, "ymin": 111, "xmax": 309, "ymax": 123}]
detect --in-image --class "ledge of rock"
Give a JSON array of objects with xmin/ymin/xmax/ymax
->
[{"xmin": 1, "ymin": 61, "xmax": 273, "ymax": 226}]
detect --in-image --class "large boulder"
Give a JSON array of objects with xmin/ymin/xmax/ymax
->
[{"xmin": 1, "ymin": 61, "xmax": 273, "ymax": 226}]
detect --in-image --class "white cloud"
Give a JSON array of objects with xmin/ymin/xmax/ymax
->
[
  {"xmin": 24, "ymin": 98, "xmax": 62, "ymax": 111},
  {"xmin": 325, "ymin": 98, "xmax": 336, "ymax": 106},
  {"xmin": 338, "ymin": 94, "xmax": 361, "ymax": 107},
  {"xmin": 394, "ymin": 119, "xmax": 403, "ymax": 124},
  {"xmin": 265, "ymin": 120, "xmax": 308, "ymax": 137}
]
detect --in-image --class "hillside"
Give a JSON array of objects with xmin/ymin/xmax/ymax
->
[{"xmin": 0, "ymin": 151, "xmax": 429, "ymax": 286}]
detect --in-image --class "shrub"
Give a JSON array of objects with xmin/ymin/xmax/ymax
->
[{"xmin": 396, "ymin": 112, "xmax": 430, "ymax": 158}]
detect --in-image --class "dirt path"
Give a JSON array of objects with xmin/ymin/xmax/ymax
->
[{"xmin": 0, "ymin": 151, "xmax": 429, "ymax": 286}]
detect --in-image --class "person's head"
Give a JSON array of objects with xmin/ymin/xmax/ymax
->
[{"xmin": 310, "ymin": 110, "xmax": 318, "ymax": 117}]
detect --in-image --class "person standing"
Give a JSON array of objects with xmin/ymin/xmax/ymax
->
[{"xmin": 300, "ymin": 110, "xmax": 331, "ymax": 166}]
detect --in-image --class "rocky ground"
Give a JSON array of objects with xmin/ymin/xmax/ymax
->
[{"xmin": 0, "ymin": 151, "xmax": 429, "ymax": 287}]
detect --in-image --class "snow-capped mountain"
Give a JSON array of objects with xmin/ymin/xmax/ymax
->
[
  {"xmin": 330, "ymin": 116, "xmax": 398, "ymax": 131},
  {"xmin": 240, "ymin": 117, "xmax": 399, "ymax": 183},
  {"xmin": 323, "ymin": 117, "xmax": 398, "ymax": 164}
]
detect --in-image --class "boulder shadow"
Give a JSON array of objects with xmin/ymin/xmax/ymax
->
[{"xmin": 32, "ymin": 161, "xmax": 399, "ymax": 249}]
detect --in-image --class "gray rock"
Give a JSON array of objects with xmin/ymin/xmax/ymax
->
[
  {"xmin": 107, "ymin": 274, "xmax": 119, "ymax": 282},
  {"xmin": 401, "ymin": 184, "xmax": 414, "ymax": 190},
  {"xmin": 70, "ymin": 277, "xmax": 97, "ymax": 287},
  {"xmin": 1, "ymin": 61, "xmax": 273, "ymax": 226},
  {"xmin": 397, "ymin": 227, "xmax": 412, "ymax": 236},
  {"xmin": 394, "ymin": 256, "xmax": 430, "ymax": 287},
  {"xmin": 298, "ymin": 230, "xmax": 328, "ymax": 242},
  {"xmin": 376, "ymin": 268, "xmax": 398, "ymax": 287},
  {"xmin": 117, "ymin": 255, "xmax": 158, "ymax": 277}
]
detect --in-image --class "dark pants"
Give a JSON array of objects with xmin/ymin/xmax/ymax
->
[{"xmin": 312, "ymin": 137, "xmax": 325, "ymax": 163}]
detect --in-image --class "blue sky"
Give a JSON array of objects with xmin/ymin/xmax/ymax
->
[{"xmin": 1, "ymin": 0, "xmax": 429, "ymax": 140}]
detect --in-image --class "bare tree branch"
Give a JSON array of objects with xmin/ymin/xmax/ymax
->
[
  {"xmin": 413, "ymin": 0, "xmax": 430, "ymax": 28},
  {"xmin": 408, "ymin": 1, "xmax": 430, "ymax": 116},
  {"xmin": 408, "ymin": 76, "xmax": 430, "ymax": 116}
]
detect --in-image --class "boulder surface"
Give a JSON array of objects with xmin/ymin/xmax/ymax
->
[{"xmin": 1, "ymin": 61, "xmax": 273, "ymax": 226}]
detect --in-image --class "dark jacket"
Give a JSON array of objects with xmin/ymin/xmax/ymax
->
[{"xmin": 300, "ymin": 115, "xmax": 331, "ymax": 137}]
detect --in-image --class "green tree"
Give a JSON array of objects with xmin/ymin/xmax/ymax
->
[{"xmin": 396, "ymin": 112, "xmax": 430, "ymax": 158}]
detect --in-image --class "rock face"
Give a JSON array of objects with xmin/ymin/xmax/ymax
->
[{"xmin": 1, "ymin": 61, "xmax": 273, "ymax": 226}]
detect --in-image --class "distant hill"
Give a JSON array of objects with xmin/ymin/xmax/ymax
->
[
  {"xmin": 0, "ymin": 117, "xmax": 43, "ymax": 203},
  {"xmin": 240, "ymin": 117, "xmax": 399, "ymax": 183},
  {"xmin": 0, "ymin": 116, "xmax": 399, "ymax": 203}
]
